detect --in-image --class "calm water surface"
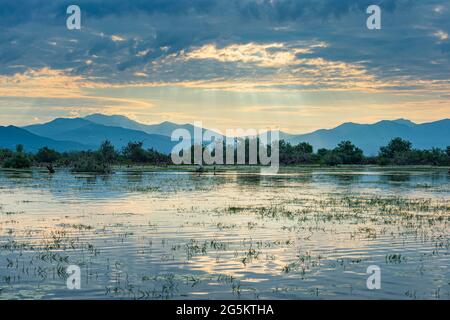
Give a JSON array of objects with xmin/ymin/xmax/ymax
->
[{"xmin": 0, "ymin": 167, "xmax": 449, "ymax": 299}]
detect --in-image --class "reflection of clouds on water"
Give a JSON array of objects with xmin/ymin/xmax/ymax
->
[{"xmin": 0, "ymin": 167, "xmax": 449, "ymax": 299}]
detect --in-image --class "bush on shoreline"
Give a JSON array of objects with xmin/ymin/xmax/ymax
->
[
  {"xmin": 71, "ymin": 156, "xmax": 112, "ymax": 174},
  {"xmin": 2, "ymin": 145, "xmax": 32, "ymax": 169}
]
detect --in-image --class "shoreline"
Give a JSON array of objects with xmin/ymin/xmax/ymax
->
[{"xmin": 1, "ymin": 164, "xmax": 449, "ymax": 174}]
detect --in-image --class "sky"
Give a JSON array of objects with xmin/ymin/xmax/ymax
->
[{"xmin": 0, "ymin": 0, "xmax": 449, "ymax": 133}]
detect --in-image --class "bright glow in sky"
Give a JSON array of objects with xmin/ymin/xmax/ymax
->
[{"xmin": 0, "ymin": 0, "xmax": 449, "ymax": 133}]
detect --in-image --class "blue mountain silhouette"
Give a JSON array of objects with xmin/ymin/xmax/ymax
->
[
  {"xmin": 23, "ymin": 118, "xmax": 177, "ymax": 154},
  {"xmin": 282, "ymin": 119, "xmax": 450, "ymax": 155},
  {"xmin": 84, "ymin": 113, "xmax": 216, "ymax": 137},
  {"xmin": 0, "ymin": 126, "xmax": 89, "ymax": 152}
]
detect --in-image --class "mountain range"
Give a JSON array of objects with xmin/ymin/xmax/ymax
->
[
  {"xmin": 0, "ymin": 126, "xmax": 88, "ymax": 152},
  {"xmin": 281, "ymin": 118, "xmax": 450, "ymax": 155},
  {"xmin": 0, "ymin": 114, "xmax": 449, "ymax": 155},
  {"xmin": 23, "ymin": 117, "xmax": 176, "ymax": 154},
  {"xmin": 84, "ymin": 114, "xmax": 202, "ymax": 137}
]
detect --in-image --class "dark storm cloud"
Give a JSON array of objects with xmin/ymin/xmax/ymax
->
[
  {"xmin": 0, "ymin": 0, "xmax": 414, "ymax": 25},
  {"xmin": 234, "ymin": 0, "xmax": 406, "ymax": 21}
]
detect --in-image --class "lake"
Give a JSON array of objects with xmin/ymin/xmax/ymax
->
[{"xmin": 0, "ymin": 166, "xmax": 449, "ymax": 299}]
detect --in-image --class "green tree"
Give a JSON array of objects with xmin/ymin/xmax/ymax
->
[
  {"xmin": 278, "ymin": 140, "xmax": 294, "ymax": 164},
  {"xmin": 35, "ymin": 147, "xmax": 60, "ymax": 163},
  {"xmin": 278, "ymin": 140, "xmax": 316, "ymax": 165},
  {"xmin": 317, "ymin": 148, "xmax": 329, "ymax": 158},
  {"xmin": 98, "ymin": 140, "xmax": 117, "ymax": 164},
  {"xmin": 0, "ymin": 148, "xmax": 13, "ymax": 162},
  {"xmin": 147, "ymin": 148, "xmax": 171, "ymax": 165},
  {"xmin": 71, "ymin": 155, "xmax": 111, "ymax": 174},
  {"xmin": 379, "ymin": 138, "xmax": 412, "ymax": 159},
  {"xmin": 122, "ymin": 142, "xmax": 148, "ymax": 163},
  {"xmin": 294, "ymin": 142, "xmax": 313, "ymax": 154},
  {"xmin": 322, "ymin": 151, "xmax": 342, "ymax": 166},
  {"xmin": 3, "ymin": 145, "xmax": 31, "ymax": 169},
  {"xmin": 334, "ymin": 141, "xmax": 363, "ymax": 164}
]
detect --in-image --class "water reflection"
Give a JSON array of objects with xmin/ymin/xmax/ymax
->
[{"xmin": 0, "ymin": 167, "xmax": 449, "ymax": 300}]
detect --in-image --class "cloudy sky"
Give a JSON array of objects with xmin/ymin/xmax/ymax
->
[{"xmin": 0, "ymin": 0, "xmax": 449, "ymax": 133}]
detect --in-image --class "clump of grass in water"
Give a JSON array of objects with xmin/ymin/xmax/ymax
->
[
  {"xmin": 58, "ymin": 223, "xmax": 93, "ymax": 230},
  {"xmin": 107, "ymin": 273, "xmax": 181, "ymax": 300},
  {"xmin": 217, "ymin": 274, "xmax": 242, "ymax": 296},
  {"xmin": 227, "ymin": 206, "xmax": 247, "ymax": 214},
  {"xmin": 385, "ymin": 254, "xmax": 405, "ymax": 264},
  {"xmin": 216, "ymin": 222, "xmax": 238, "ymax": 230},
  {"xmin": 2, "ymin": 211, "xmax": 24, "ymax": 215},
  {"xmin": 255, "ymin": 206, "xmax": 296, "ymax": 220},
  {"xmin": 282, "ymin": 251, "xmax": 322, "ymax": 277},
  {"xmin": 130, "ymin": 186, "xmax": 160, "ymax": 192},
  {"xmin": 240, "ymin": 247, "xmax": 261, "ymax": 266},
  {"xmin": 185, "ymin": 239, "xmax": 208, "ymax": 260}
]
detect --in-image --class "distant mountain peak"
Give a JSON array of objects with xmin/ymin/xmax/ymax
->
[
  {"xmin": 392, "ymin": 119, "xmax": 416, "ymax": 127},
  {"xmin": 159, "ymin": 120, "xmax": 178, "ymax": 125},
  {"xmin": 84, "ymin": 113, "xmax": 138, "ymax": 125},
  {"xmin": 335, "ymin": 121, "xmax": 360, "ymax": 128},
  {"xmin": 82, "ymin": 113, "xmax": 205, "ymax": 137},
  {"xmin": 85, "ymin": 113, "xmax": 130, "ymax": 121},
  {"xmin": 85, "ymin": 114, "xmax": 180, "ymax": 127}
]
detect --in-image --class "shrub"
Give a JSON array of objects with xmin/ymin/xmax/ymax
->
[
  {"xmin": 122, "ymin": 142, "xmax": 148, "ymax": 163},
  {"xmin": 2, "ymin": 145, "xmax": 31, "ymax": 169},
  {"xmin": 0, "ymin": 148, "xmax": 13, "ymax": 163},
  {"xmin": 98, "ymin": 140, "xmax": 117, "ymax": 164},
  {"xmin": 35, "ymin": 147, "xmax": 61, "ymax": 163},
  {"xmin": 71, "ymin": 156, "xmax": 112, "ymax": 174},
  {"xmin": 334, "ymin": 141, "xmax": 364, "ymax": 164},
  {"xmin": 379, "ymin": 138, "xmax": 412, "ymax": 159},
  {"xmin": 321, "ymin": 151, "xmax": 342, "ymax": 166}
]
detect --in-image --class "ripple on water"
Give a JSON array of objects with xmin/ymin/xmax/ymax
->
[{"xmin": 0, "ymin": 168, "xmax": 449, "ymax": 299}]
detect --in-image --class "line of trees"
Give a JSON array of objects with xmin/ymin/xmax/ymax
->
[
  {"xmin": 1, "ymin": 137, "xmax": 449, "ymax": 172},
  {"xmin": 278, "ymin": 138, "xmax": 450, "ymax": 166},
  {"xmin": 186, "ymin": 137, "xmax": 450, "ymax": 166},
  {"xmin": 0, "ymin": 141, "xmax": 171, "ymax": 173}
]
